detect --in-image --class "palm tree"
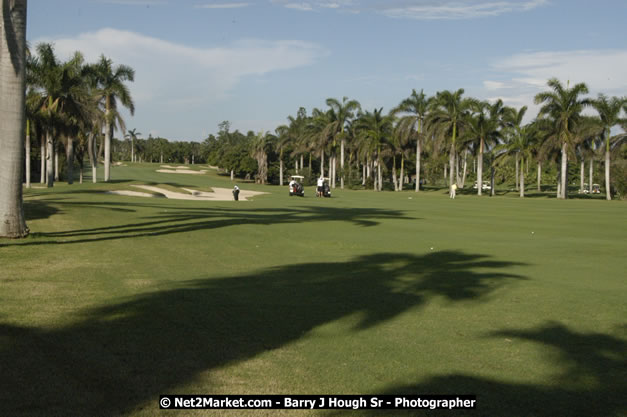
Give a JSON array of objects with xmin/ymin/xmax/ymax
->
[
  {"xmin": 326, "ymin": 97, "xmax": 361, "ymax": 189},
  {"xmin": 250, "ymin": 131, "xmax": 272, "ymax": 184},
  {"xmin": 427, "ymin": 89, "xmax": 475, "ymax": 188},
  {"xmin": 0, "ymin": 0, "xmax": 29, "ymax": 237},
  {"xmin": 465, "ymin": 100, "xmax": 507, "ymax": 195},
  {"xmin": 355, "ymin": 108, "xmax": 393, "ymax": 191},
  {"xmin": 496, "ymin": 121, "xmax": 539, "ymax": 197},
  {"xmin": 306, "ymin": 108, "xmax": 334, "ymax": 178},
  {"xmin": 503, "ymin": 105, "xmax": 528, "ymax": 192},
  {"xmin": 91, "ymin": 55, "xmax": 135, "ymax": 182},
  {"xmin": 395, "ymin": 89, "xmax": 432, "ymax": 192},
  {"xmin": 534, "ymin": 78, "xmax": 591, "ymax": 199},
  {"xmin": 125, "ymin": 128, "xmax": 141, "ymax": 163},
  {"xmin": 573, "ymin": 117, "xmax": 602, "ymax": 194},
  {"xmin": 287, "ymin": 107, "xmax": 308, "ymax": 173},
  {"xmin": 590, "ymin": 94, "xmax": 627, "ymax": 200},
  {"xmin": 274, "ymin": 124, "xmax": 291, "ymax": 186}
]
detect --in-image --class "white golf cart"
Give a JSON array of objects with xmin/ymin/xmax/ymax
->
[
  {"xmin": 473, "ymin": 181, "xmax": 491, "ymax": 190},
  {"xmin": 289, "ymin": 175, "xmax": 305, "ymax": 197}
]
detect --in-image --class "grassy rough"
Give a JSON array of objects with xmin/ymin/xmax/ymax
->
[{"xmin": 1, "ymin": 163, "xmax": 626, "ymax": 417}]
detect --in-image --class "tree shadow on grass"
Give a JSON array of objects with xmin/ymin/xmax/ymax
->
[
  {"xmin": 0, "ymin": 251, "xmax": 526, "ymax": 416},
  {"xmin": 22, "ymin": 200, "xmax": 60, "ymax": 221},
  {"xmin": 326, "ymin": 322, "xmax": 626, "ymax": 417},
  {"xmin": 5, "ymin": 203, "xmax": 414, "ymax": 247}
]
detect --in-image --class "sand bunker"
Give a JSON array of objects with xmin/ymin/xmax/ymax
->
[
  {"xmin": 107, "ymin": 185, "xmax": 266, "ymax": 201},
  {"xmin": 156, "ymin": 169, "xmax": 207, "ymax": 175},
  {"xmin": 106, "ymin": 190, "xmax": 158, "ymax": 198}
]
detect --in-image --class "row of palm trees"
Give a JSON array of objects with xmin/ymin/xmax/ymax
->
[
  {"xmin": 260, "ymin": 80, "xmax": 625, "ymax": 200},
  {"xmin": 25, "ymin": 43, "xmax": 135, "ymax": 187}
]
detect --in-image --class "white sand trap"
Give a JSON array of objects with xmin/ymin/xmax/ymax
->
[
  {"xmin": 131, "ymin": 185, "xmax": 266, "ymax": 201},
  {"xmin": 161, "ymin": 165, "xmax": 176, "ymax": 168},
  {"xmin": 106, "ymin": 190, "xmax": 158, "ymax": 198},
  {"xmin": 156, "ymin": 169, "xmax": 207, "ymax": 175}
]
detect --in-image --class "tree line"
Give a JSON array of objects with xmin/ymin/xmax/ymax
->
[
  {"xmin": 1, "ymin": 1, "xmax": 625, "ymax": 238},
  {"xmin": 208, "ymin": 86, "xmax": 626, "ymax": 200}
]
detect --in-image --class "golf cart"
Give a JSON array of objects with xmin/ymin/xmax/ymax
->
[
  {"xmin": 289, "ymin": 175, "xmax": 305, "ymax": 197},
  {"xmin": 592, "ymin": 183, "xmax": 601, "ymax": 194},
  {"xmin": 473, "ymin": 181, "xmax": 491, "ymax": 191},
  {"xmin": 321, "ymin": 178, "xmax": 331, "ymax": 198}
]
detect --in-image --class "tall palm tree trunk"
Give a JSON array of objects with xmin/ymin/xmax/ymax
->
[
  {"xmin": 54, "ymin": 144, "xmax": 59, "ymax": 181},
  {"xmin": 320, "ymin": 150, "xmax": 324, "ymax": 177},
  {"xmin": 589, "ymin": 159, "xmax": 593, "ymax": 194},
  {"xmin": 455, "ymin": 152, "xmax": 461, "ymax": 187},
  {"xmin": 340, "ymin": 139, "xmax": 345, "ymax": 189},
  {"xmin": 560, "ymin": 143, "xmax": 568, "ymax": 199},
  {"xmin": 131, "ymin": 138, "xmax": 134, "ymax": 163},
  {"xmin": 66, "ymin": 138, "xmax": 74, "ymax": 184},
  {"xmin": 520, "ymin": 156, "xmax": 525, "ymax": 198},
  {"xmin": 332, "ymin": 154, "xmax": 336, "ymax": 188},
  {"xmin": 604, "ymin": 142, "xmax": 611, "ymax": 200},
  {"xmin": 579, "ymin": 160, "xmax": 584, "ymax": 193},
  {"xmin": 25, "ymin": 120, "xmax": 30, "ymax": 188},
  {"xmin": 461, "ymin": 150, "xmax": 468, "ymax": 188},
  {"xmin": 279, "ymin": 150, "xmax": 284, "ymax": 186},
  {"xmin": 377, "ymin": 153, "xmax": 382, "ymax": 191},
  {"xmin": 477, "ymin": 138, "xmax": 484, "ymax": 196},
  {"xmin": 537, "ymin": 161, "xmax": 541, "ymax": 192},
  {"xmin": 515, "ymin": 153, "xmax": 519, "ymax": 190},
  {"xmin": 490, "ymin": 163, "xmax": 495, "ymax": 196},
  {"xmin": 46, "ymin": 131, "xmax": 54, "ymax": 187},
  {"xmin": 0, "ymin": 0, "xmax": 29, "ymax": 237},
  {"xmin": 40, "ymin": 135, "xmax": 45, "ymax": 183},
  {"xmin": 392, "ymin": 156, "xmax": 398, "ymax": 191},
  {"xmin": 104, "ymin": 105, "xmax": 112, "ymax": 181},
  {"xmin": 88, "ymin": 132, "xmax": 97, "ymax": 183},
  {"xmin": 362, "ymin": 163, "xmax": 366, "ymax": 186},
  {"xmin": 449, "ymin": 145, "xmax": 455, "ymax": 188},
  {"xmin": 415, "ymin": 137, "xmax": 421, "ymax": 192},
  {"xmin": 400, "ymin": 154, "xmax": 405, "ymax": 191}
]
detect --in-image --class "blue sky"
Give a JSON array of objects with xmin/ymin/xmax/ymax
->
[{"xmin": 28, "ymin": 0, "xmax": 627, "ymax": 140}]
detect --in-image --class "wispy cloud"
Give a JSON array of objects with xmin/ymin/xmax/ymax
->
[
  {"xmin": 381, "ymin": 0, "xmax": 548, "ymax": 20},
  {"xmin": 284, "ymin": 2, "xmax": 314, "ymax": 11},
  {"xmin": 195, "ymin": 2, "xmax": 250, "ymax": 9},
  {"xmin": 493, "ymin": 49, "xmax": 627, "ymax": 92},
  {"xmin": 482, "ymin": 48, "xmax": 627, "ymax": 119},
  {"xmin": 97, "ymin": 0, "xmax": 167, "ymax": 5},
  {"xmin": 35, "ymin": 29, "xmax": 327, "ymax": 137},
  {"xmin": 271, "ymin": 0, "xmax": 547, "ymax": 19}
]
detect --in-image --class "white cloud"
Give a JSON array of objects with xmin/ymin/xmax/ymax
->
[
  {"xmin": 483, "ymin": 80, "xmax": 507, "ymax": 90},
  {"xmin": 381, "ymin": 0, "xmax": 547, "ymax": 20},
  {"xmin": 482, "ymin": 48, "xmax": 627, "ymax": 121},
  {"xmin": 97, "ymin": 0, "xmax": 167, "ymax": 5},
  {"xmin": 493, "ymin": 49, "xmax": 627, "ymax": 92},
  {"xmin": 271, "ymin": 0, "xmax": 547, "ymax": 19},
  {"xmin": 38, "ymin": 28, "xmax": 326, "ymax": 103},
  {"xmin": 284, "ymin": 2, "xmax": 314, "ymax": 11},
  {"xmin": 195, "ymin": 2, "xmax": 250, "ymax": 8},
  {"xmin": 35, "ymin": 28, "xmax": 327, "ymax": 139}
]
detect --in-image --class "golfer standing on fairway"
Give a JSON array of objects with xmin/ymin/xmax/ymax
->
[
  {"xmin": 317, "ymin": 176, "xmax": 324, "ymax": 197},
  {"xmin": 450, "ymin": 183, "xmax": 457, "ymax": 199}
]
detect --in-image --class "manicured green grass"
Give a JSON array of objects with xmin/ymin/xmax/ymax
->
[{"xmin": 2, "ymin": 163, "xmax": 626, "ymax": 416}]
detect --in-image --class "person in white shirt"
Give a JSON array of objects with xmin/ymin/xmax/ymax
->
[{"xmin": 317, "ymin": 176, "xmax": 324, "ymax": 197}]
